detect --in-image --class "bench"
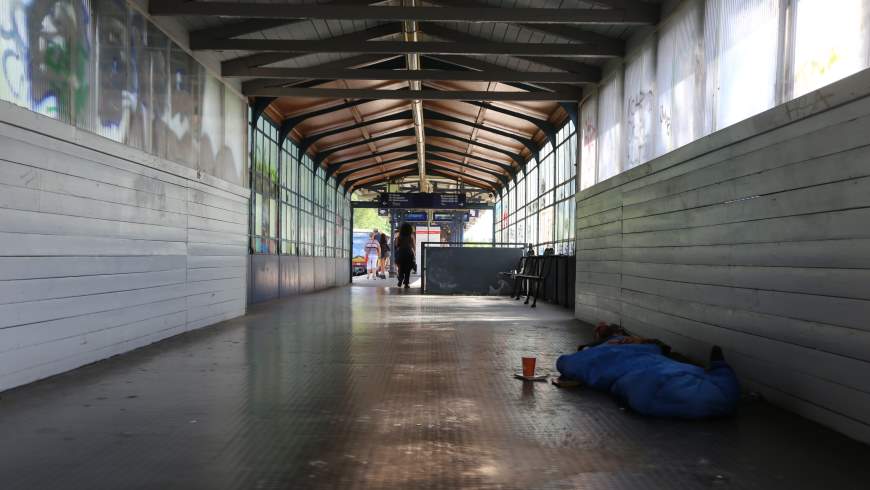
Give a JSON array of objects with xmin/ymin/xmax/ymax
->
[
  {"xmin": 513, "ymin": 249, "xmax": 556, "ymax": 307},
  {"xmin": 499, "ymin": 256, "xmax": 527, "ymax": 297}
]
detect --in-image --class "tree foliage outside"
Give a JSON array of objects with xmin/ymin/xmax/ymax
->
[{"xmin": 353, "ymin": 208, "xmax": 389, "ymax": 232}]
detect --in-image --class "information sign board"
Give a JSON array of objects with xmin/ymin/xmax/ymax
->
[{"xmin": 378, "ymin": 193, "xmax": 467, "ymax": 209}]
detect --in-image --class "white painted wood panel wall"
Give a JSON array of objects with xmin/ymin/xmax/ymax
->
[
  {"xmin": 0, "ymin": 102, "xmax": 248, "ymax": 392},
  {"xmin": 575, "ymin": 69, "xmax": 870, "ymax": 444}
]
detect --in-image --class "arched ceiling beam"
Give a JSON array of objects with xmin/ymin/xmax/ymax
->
[
  {"xmin": 325, "ymin": 141, "xmax": 517, "ymax": 179},
  {"xmin": 151, "ymin": 3, "xmax": 659, "ymax": 25},
  {"xmin": 425, "ymin": 127, "xmax": 525, "ymax": 171},
  {"xmin": 426, "ymin": 168, "xmax": 496, "ymax": 192},
  {"xmin": 430, "ymin": 54, "xmax": 585, "ymax": 127},
  {"xmin": 424, "ymin": 153, "xmax": 509, "ymax": 186},
  {"xmin": 299, "ymin": 103, "xmax": 540, "ymax": 154},
  {"xmin": 326, "ymin": 145, "xmax": 418, "ymax": 179},
  {"xmin": 415, "ymin": 28, "xmax": 590, "ymax": 127},
  {"xmin": 426, "ymin": 144, "xmax": 514, "ymax": 174},
  {"xmin": 250, "ymin": 97, "xmax": 277, "ymax": 128},
  {"xmin": 277, "ymin": 90, "xmax": 409, "ymax": 145},
  {"xmin": 348, "ymin": 168, "xmax": 417, "ymax": 192},
  {"xmin": 344, "ymin": 163, "xmax": 499, "ymax": 194},
  {"xmin": 422, "ymin": 108, "xmax": 540, "ymax": 156},
  {"xmin": 427, "ymin": 162, "xmax": 499, "ymax": 185},
  {"xmin": 459, "ymin": 100, "xmax": 557, "ymax": 148},
  {"xmin": 314, "ymin": 127, "xmax": 417, "ymax": 166},
  {"xmin": 335, "ymin": 155, "xmax": 419, "ymax": 183},
  {"xmin": 425, "ymin": 154, "xmax": 507, "ymax": 180},
  {"xmin": 342, "ymin": 160, "xmax": 419, "ymax": 184},
  {"xmin": 299, "ymin": 110, "xmax": 414, "ymax": 154}
]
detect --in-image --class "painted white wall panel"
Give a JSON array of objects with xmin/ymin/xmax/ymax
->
[
  {"xmin": 0, "ymin": 101, "xmax": 248, "ymax": 392},
  {"xmin": 575, "ymin": 69, "xmax": 870, "ymax": 443}
]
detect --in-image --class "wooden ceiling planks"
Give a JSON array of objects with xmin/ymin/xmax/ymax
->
[{"xmin": 152, "ymin": 0, "xmax": 660, "ymax": 191}]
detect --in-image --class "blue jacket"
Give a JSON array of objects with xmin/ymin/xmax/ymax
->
[{"xmin": 556, "ymin": 339, "xmax": 740, "ymax": 419}]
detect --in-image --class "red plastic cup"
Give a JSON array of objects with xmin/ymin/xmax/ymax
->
[{"xmin": 521, "ymin": 357, "xmax": 537, "ymax": 377}]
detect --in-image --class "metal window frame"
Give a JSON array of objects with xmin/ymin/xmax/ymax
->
[{"xmin": 249, "ymin": 109, "xmax": 352, "ymax": 259}]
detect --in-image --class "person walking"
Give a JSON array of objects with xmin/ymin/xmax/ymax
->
[
  {"xmin": 377, "ymin": 232, "xmax": 390, "ymax": 279},
  {"xmin": 394, "ymin": 222, "xmax": 415, "ymax": 288},
  {"xmin": 364, "ymin": 232, "xmax": 381, "ymax": 280}
]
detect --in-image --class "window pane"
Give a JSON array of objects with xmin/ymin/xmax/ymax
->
[
  {"xmin": 624, "ymin": 37, "xmax": 656, "ymax": 169},
  {"xmin": 793, "ymin": 0, "xmax": 870, "ymax": 97},
  {"xmin": 539, "ymin": 206, "xmax": 554, "ymax": 246},
  {"xmin": 705, "ymin": 0, "xmax": 781, "ymax": 131},
  {"xmin": 656, "ymin": 0, "xmax": 705, "ymax": 156},
  {"xmin": 598, "ymin": 71, "xmax": 623, "ymax": 182},
  {"xmin": 580, "ymin": 95, "xmax": 598, "ymax": 190},
  {"xmin": 526, "ymin": 214, "xmax": 537, "ymax": 246}
]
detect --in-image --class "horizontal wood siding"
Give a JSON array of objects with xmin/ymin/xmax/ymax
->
[
  {"xmin": 0, "ymin": 103, "xmax": 248, "ymax": 392},
  {"xmin": 574, "ymin": 69, "xmax": 870, "ymax": 443}
]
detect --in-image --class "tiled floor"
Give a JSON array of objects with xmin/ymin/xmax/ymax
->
[
  {"xmin": 2, "ymin": 286, "xmax": 869, "ymax": 489},
  {"xmin": 351, "ymin": 273, "xmax": 421, "ymax": 288}
]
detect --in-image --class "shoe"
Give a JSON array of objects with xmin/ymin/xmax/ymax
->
[
  {"xmin": 397, "ymin": 282, "xmax": 403, "ymax": 287},
  {"xmin": 710, "ymin": 345, "xmax": 724, "ymax": 363},
  {"xmin": 404, "ymin": 284, "xmax": 410, "ymax": 289}
]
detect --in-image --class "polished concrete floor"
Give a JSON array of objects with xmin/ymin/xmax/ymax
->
[
  {"xmin": 351, "ymin": 273, "xmax": 421, "ymax": 288},
  {"xmin": 2, "ymin": 286, "xmax": 870, "ymax": 489}
]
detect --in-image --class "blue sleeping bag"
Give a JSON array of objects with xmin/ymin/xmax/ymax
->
[{"xmin": 556, "ymin": 338, "xmax": 740, "ymax": 419}]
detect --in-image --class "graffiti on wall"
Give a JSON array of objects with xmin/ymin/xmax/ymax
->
[
  {"xmin": 0, "ymin": 0, "xmax": 246, "ymax": 186},
  {"xmin": 1, "ymin": 0, "xmax": 91, "ymax": 122}
]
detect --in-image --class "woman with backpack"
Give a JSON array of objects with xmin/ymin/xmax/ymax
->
[{"xmin": 394, "ymin": 222, "xmax": 415, "ymax": 288}]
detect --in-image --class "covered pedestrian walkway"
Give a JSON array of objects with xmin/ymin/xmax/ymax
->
[{"xmin": 3, "ymin": 0, "xmax": 870, "ymax": 487}]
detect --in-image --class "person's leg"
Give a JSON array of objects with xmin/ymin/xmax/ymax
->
[
  {"xmin": 706, "ymin": 346, "xmax": 741, "ymax": 406},
  {"xmin": 368, "ymin": 255, "xmax": 377, "ymax": 279},
  {"xmin": 403, "ymin": 264, "xmax": 411, "ymax": 287},
  {"xmin": 396, "ymin": 262, "xmax": 405, "ymax": 286}
]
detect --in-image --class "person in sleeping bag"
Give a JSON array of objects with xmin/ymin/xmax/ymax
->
[{"xmin": 556, "ymin": 323, "xmax": 740, "ymax": 419}]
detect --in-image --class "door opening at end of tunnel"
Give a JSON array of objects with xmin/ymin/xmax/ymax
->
[{"xmin": 351, "ymin": 194, "xmax": 494, "ymax": 287}]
